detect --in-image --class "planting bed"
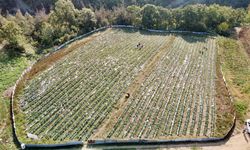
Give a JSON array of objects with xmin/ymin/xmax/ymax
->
[{"xmin": 14, "ymin": 28, "xmax": 233, "ymax": 143}]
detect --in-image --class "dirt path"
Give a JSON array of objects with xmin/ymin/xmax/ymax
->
[
  {"xmin": 238, "ymin": 27, "xmax": 250, "ymax": 57},
  {"xmin": 164, "ymin": 133, "xmax": 250, "ymax": 150},
  {"xmin": 202, "ymin": 133, "xmax": 250, "ymax": 150},
  {"xmin": 91, "ymin": 36, "xmax": 176, "ymax": 139},
  {"xmin": 161, "ymin": 130, "xmax": 250, "ymax": 150}
]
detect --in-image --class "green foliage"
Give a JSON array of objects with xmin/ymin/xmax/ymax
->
[
  {"xmin": 0, "ymin": 54, "xmax": 28, "ymax": 92},
  {"xmin": 234, "ymin": 101, "xmax": 248, "ymax": 121},
  {"xmin": 35, "ymin": 21, "xmax": 54, "ymax": 48},
  {"xmin": 141, "ymin": 4, "xmax": 160, "ymax": 29},
  {"xmin": 48, "ymin": 0, "xmax": 78, "ymax": 44},
  {"xmin": 217, "ymin": 22, "xmax": 230, "ymax": 36},
  {"xmin": 3, "ymin": 0, "xmax": 248, "ymax": 12},
  {"xmin": 127, "ymin": 5, "xmax": 142, "ymax": 27},
  {"xmin": 112, "ymin": 6, "xmax": 132, "ymax": 25},
  {"xmin": 244, "ymin": 14, "xmax": 250, "ymax": 24},
  {"xmin": 0, "ymin": 52, "xmax": 28, "ymax": 149},
  {"xmin": 42, "ymin": 0, "xmax": 97, "ymax": 45},
  {"xmin": 5, "ymin": 10, "xmax": 36, "ymax": 36},
  {"xmin": 95, "ymin": 8, "xmax": 111, "ymax": 27},
  {"xmin": 50, "ymin": 0, "xmax": 77, "ymax": 26},
  {"xmin": 0, "ymin": 2, "xmax": 249, "ymax": 56},
  {"xmin": 131, "ymin": 4, "xmax": 246, "ymax": 33},
  {"xmin": 76, "ymin": 8, "xmax": 97, "ymax": 33},
  {"xmin": 243, "ymin": 5, "xmax": 250, "ymax": 24},
  {"xmin": 157, "ymin": 7, "xmax": 173, "ymax": 30},
  {"xmin": 178, "ymin": 5, "xmax": 207, "ymax": 31},
  {"xmin": 0, "ymin": 20, "xmax": 34, "ymax": 56}
]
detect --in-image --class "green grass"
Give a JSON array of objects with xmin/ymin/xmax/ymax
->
[
  {"xmin": 0, "ymin": 52, "xmax": 29, "ymax": 149},
  {"xmin": 217, "ymin": 37, "xmax": 250, "ymax": 123},
  {"xmin": 234, "ymin": 101, "xmax": 248, "ymax": 121}
]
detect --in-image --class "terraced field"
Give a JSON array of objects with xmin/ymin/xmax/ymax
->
[{"xmin": 16, "ymin": 28, "xmax": 222, "ymax": 142}]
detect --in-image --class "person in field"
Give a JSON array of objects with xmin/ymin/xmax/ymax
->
[
  {"xmin": 125, "ymin": 93, "xmax": 130, "ymax": 99},
  {"xmin": 137, "ymin": 42, "xmax": 141, "ymax": 48},
  {"xmin": 137, "ymin": 42, "xmax": 144, "ymax": 49}
]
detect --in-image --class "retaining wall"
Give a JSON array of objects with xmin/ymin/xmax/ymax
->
[{"xmin": 10, "ymin": 25, "xmax": 234, "ymax": 149}]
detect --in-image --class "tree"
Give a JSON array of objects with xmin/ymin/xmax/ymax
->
[
  {"xmin": 229, "ymin": 8, "xmax": 246, "ymax": 27},
  {"xmin": 244, "ymin": 5, "xmax": 250, "ymax": 24},
  {"xmin": 34, "ymin": 8, "xmax": 49, "ymax": 24},
  {"xmin": 0, "ymin": 21, "xmax": 34, "ymax": 56},
  {"xmin": 24, "ymin": 12, "xmax": 35, "ymax": 36},
  {"xmin": 49, "ymin": 0, "xmax": 77, "ymax": 26},
  {"xmin": 180, "ymin": 5, "xmax": 207, "ymax": 31},
  {"xmin": 127, "ymin": 5, "xmax": 141, "ymax": 26},
  {"xmin": 95, "ymin": 7, "xmax": 112, "ymax": 27},
  {"xmin": 77, "ymin": 8, "xmax": 96, "ymax": 33},
  {"xmin": 158, "ymin": 7, "xmax": 173, "ymax": 30},
  {"xmin": 49, "ymin": 0, "xmax": 78, "ymax": 43},
  {"xmin": 141, "ymin": 4, "xmax": 160, "ymax": 29},
  {"xmin": 35, "ymin": 22, "xmax": 54, "ymax": 48},
  {"xmin": 4, "ymin": 10, "xmax": 36, "ymax": 36},
  {"xmin": 217, "ymin": 22, "xmax": 230, "ymax": 36},
  {"xmin": 112, "ymin": 6, "xmax": 132, "ymax": 25}
]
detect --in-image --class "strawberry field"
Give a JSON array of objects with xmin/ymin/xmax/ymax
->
[{"xmin": 17, "ymin": 28, "xmax": 221, "ymax": 142}]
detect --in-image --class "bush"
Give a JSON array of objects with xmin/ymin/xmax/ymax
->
[
  {"xmin": 217, "ymin": 22, "xmax": 230, "ymax": 36},
  {"xmin": 234, "ymin": 101, "xmax": 248, "ymax": 122},
  {"xmin": 0, "ymin": 21, "xmax": 34, "ymax": 56}
]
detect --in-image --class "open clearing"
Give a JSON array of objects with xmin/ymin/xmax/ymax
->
[{"xmin": 14, "ymin": 28, "xmax": 232, "ymax": 143}]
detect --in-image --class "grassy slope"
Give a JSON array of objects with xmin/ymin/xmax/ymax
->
[
  {"xmin": 0, "ymin": 52, "xmax": 29, "ymax": 149},
  {"xmin": 217, "ymin": 37, "xmax": 250, "ymax": 127}
]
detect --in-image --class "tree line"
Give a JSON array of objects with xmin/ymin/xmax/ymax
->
[
  {"xmin": 0, "ymin": 0, "xmax": 250, "ymax": 56},
  {"xmin": 1, "ymin": 0, "xmax": 249, "ymax": 13}
]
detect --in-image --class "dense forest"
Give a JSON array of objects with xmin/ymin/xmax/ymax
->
[
  {"xmin": 0, "ymin": 0, "xmax": 249, "ymax": 13},
  {"xmin": 0, "ymin": 0, "xmax": 250, "ymax": 57}
]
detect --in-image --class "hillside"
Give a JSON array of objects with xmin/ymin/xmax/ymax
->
[
  {"xmin": 0, "ymin": 0, "xmax": 250, "ymax": 149},
  {"xmin": 12, "ymin": 28, "xmax": 233, "ymax": 144},
  {"xmin": 0, "ymin": 0, "xmax": 249, "ymax": 13}
]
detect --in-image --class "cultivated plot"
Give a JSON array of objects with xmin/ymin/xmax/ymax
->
[{"xmin": 16, "ymin": 29, "xmax": 225, "ymax": 143}]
